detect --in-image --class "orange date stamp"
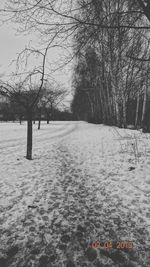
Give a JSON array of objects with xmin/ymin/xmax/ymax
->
[{"xmin": 90, "ymin": 241, "xmax": 134, "ymax": 250}]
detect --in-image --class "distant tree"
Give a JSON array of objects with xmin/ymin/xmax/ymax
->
[{"xmin": 41, "ymin": 83, "xmax": 67, "ymax": 124}]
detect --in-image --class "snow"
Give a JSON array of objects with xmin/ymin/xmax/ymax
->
[{"xmin": 0, "ymin": 121, "xmax": 150, "ymax": 267}]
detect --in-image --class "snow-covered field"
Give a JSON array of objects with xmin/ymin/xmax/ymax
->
[{"xmin": 0, "ymin": 121, "xmax": 150, "ymax": 267}]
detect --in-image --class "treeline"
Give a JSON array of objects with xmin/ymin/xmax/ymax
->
[
  {"xmin": 0, "ymin": 86, "xmax": 73, "ymax": 123},
  {"xmin": 71, "ymin": 0, "xmax": 150, "ymax": 130},
  {"xmin": 0, "ymin": 102, "xmax": 73, "ymax": 122}
]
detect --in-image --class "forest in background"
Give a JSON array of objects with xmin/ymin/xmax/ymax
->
[{"xmin": 71, "ymin": 0, "xmax": 150, "ymax": 131}]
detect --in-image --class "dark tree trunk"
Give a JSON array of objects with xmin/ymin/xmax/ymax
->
[
  {"xmin": 46, "ymin": 112, "xmax": 50, "ymax": 124},
  {"xmin": 38, "ymin": 108, "xmax": 41, "ymax": 130},
  {"xmin": 26, "ymin": 111, "xmax": 33, "ymax": 160},
  {"xmin": 141, "ymin": 85, "xmax": 147, "ymax": 128},
  {"xmin": 135, "ymin": 90, "xmax": 140, "ymax": 128},
  {"xmin": 19, "ymin": 115, "xmax": 22, "ymax": 125},
  {"xmin": 122, "ymin": 96, "xmax": 127, "ymax": 128},
  {"xmin": 38, "ymin": 119, "xmax": 41, "ymax": 129}
]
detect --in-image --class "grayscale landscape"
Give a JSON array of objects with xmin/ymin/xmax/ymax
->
[{"xmin": 0, "ymin": 1, "xmax": 150, "ymax": 267}]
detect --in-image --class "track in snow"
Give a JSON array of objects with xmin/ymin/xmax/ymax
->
[{"xmin": 0, "ymin": 121, "xmax": 150, "ymax": 267}]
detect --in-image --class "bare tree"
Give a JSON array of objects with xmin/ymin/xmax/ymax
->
[
  {"xmin": 41, "ymin": 83, "xmax": 67, "ymax": 124},
  {"xmin": 0, "ymin": 42, "xmax": 52, "ymax": 160},
  {"xmin": 2, "ymin": 0, "xmax": 150, "ymax": 29}
]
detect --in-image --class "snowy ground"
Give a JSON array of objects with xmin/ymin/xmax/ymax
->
[{"xmin": 0, "ymin": 121, "xmax": 150, "ymax": 267}]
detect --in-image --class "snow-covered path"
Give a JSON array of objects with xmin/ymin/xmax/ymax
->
[{"xmin": 0, "ymin": 122, "xmax": 150, "ymax": 267}]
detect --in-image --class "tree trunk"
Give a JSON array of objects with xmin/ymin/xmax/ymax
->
[
  {"xmin": 86, "ymin": 92, "xmax": 94, "ymax": 119},
  {"xmin": 98, "ymin": 84, "xmax": 104, "ymax": 122},
  {"xmin": 46, "ymin": 112, "xmax": 50, "ymax": 124},
  {"xmin": 19, "ymin": 115, "xmax": 22, "ymax": 125},
  {"xmin": 38, "ymin": 119, "xmax": 41, "ymax": 130},
  {"xmin": 135, "ymin": 90, "xmax": 140, "ymax": 128},
  {"xmin": 38, "ymin": 108, "xmax": 41, "ymax": 130},
  {"xmin": 122, "ymin": 94, "xmax": 127, "ymax": 128},
  {"xmin": 141, "ymin": 85, "xmax": 147, "ymax": 127},
  {"xmin": 106, "ymin": 77, "xmax": 113, "ymax": 124},
  {"xmin": 115, "ymin": 98, "xmax": 121, "ymax": 127},
  {"xmin": 26, "ymin": 111, "xmax": 33, "ymax": 160}
]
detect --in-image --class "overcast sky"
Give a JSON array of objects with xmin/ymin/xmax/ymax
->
[
  {"xmin": 1, "ymin": 24, "xmax": 72, "ymax": 79},
  {"xmin": 0, "ymin": 23, "xmax": 32, "ymax": 74},
  {"xmin": 0, "ymin": 4, "xmax": 73, "ymax": 108}
]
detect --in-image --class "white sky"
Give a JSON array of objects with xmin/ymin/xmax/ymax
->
[
  {"xmin": 0, "ymin": 24, "xmax": 28, "ymax": 73},
  {"xmin": 0, "ymin": 23, "xmax": 72, "ymax": 82}
]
